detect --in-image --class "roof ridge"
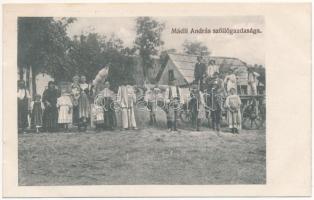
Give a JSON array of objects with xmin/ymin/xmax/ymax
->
[{"xmin": 168, "ymin": 52, "xmax": 244, "ymax": 62}]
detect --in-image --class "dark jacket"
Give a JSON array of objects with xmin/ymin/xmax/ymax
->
[{"xmin": 194, "ymin": 62, "xmax": 207, "ymax": 82}]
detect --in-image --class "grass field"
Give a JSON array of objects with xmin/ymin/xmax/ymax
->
[{"xmin": 18, "ymin": 108, "xmax": 266, "ymax": 185}]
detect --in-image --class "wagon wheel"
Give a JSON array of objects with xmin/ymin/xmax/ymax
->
[
  {"xmin": 242, "ymin": 104, "xmax": 263, "ymax": 129},
  {"xmin": 258, "ymin": 103, "xmax": 266, "ymax": 129}
]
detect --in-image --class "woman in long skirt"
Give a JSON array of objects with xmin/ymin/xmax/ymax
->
[
  {"xmin": 92, "ymin": 94, "xmax": 105, "ymax": 131},
  {"xmin": 71, "ymin": 76, "xmax": 81, "ymax": 128},
  {"xmin": 78, "ymin": 75, "xmax": 91, "ymax": 131},
  {"xmin": 30, "ymin": 94, "xmax": 44, "ymax": 132},
  {"xmin": 100, "ymin": 81, "xmax": 115, "ymax": 130},
  {"xmin": 17, "ymin": 80, "xmax": 31, "ymax": 133},
  {"xmin": 42, "ymin": 81, "xmax": 60, "ymax": 132}
]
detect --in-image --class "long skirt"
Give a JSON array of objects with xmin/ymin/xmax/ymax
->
[
  {"xmin": 104, "ymin": 110, "xmax": 115, "ymax": 129},
  {"xmin": 92, "ymin": 105, "xmax": 104, "ymax": 125},
  {"xmin": 18, "ymin": 98, "xmax": 29, "ymax": 130},
  {"xmin": 78, "ymin": 93, "xmax": 91, "ymax": 119},
  {"xmin": 72, "ymin": 105, "xmax": 80, "ymax": 125},
  {"xmin": 58, "ymin": 106, "xmax": 72, "ymax": 124},
  {"xmin": 121, "ymin": 107, "xmax": 137, "ymax": 129},
  {"xmin": 103, "ymin": 98, "xmax": 116, "ymax": 129},
  {"xmin": 227, "ymin": 109, "xmax": 242, "ymax": 129},
  {"xmin": 43, "ymin": 106, "xmax": 58, "ymax": 132},
  {"xmin": 31, "ymin": 103, "xmax": 43, "ymax": 128}
]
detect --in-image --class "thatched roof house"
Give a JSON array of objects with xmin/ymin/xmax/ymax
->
[{"xmin": 157, "ymin": 53, "xmax": 248, "ymax": 86}]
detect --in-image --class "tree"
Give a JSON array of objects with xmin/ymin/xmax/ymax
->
[
  {"xmin": 67, "ymin": 33, "xmax": 108, "ymax": 80},
  {"xmin": 67, "ymin": 32, "xmax": 135, "ymax": 91},
  {"xmin": 135, "ymin": 17, "xmax": 165, "ymax": 81},
  {"xmin": 18, "ymin": 17, "xmax": 76, "ymax": 95},
  {"xmin": 182, "ymin": 40, "xmax": 210, "ymax": 56}
]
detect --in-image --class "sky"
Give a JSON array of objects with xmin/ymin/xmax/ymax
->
[{"xmin": 67, "ymin": 16, "xmax": 265, "ymax": 65}]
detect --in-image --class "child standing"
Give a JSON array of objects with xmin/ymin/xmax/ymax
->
[
  {"xmin": 144, "ymin": 85, "xmax": 160, "ymax": 126},
  {"xmin": 92, "ymin": 94, "xmax": 104, "ymax": 132},
  {"xmin": 165, "ymin": 79, "xmax": 182, "ymax": 132},
  {"xmin": 30, "ymin": 94, "xmax": 44, "ymax": 133},
  {"xmin": 225, "ymin": 88, "xmax": 242, "ymax": 134},
  {"xmin": 57, "ymin": 87, "xmax": 73, "ymax": 132}
]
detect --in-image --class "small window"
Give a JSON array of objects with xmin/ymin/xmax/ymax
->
[{"xmin": 168, "ymin": 70, "xmax": 174, "ymax": 81}]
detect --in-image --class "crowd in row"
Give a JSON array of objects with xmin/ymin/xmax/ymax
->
[
  {"xmin": 18, "ymin": 74, "xmax": 244, "ymax": 135},
  {"xmin": 18, "ymin": 55, "xmax": 262, "ymax": 134}
]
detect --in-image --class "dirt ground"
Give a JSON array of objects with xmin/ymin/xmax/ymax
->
[{"xmin": 19, "ymin": 107, "xmax": 265, "ymax": 185}]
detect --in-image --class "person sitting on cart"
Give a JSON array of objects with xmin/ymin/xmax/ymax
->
[
  {"xmin": 224, "ymin": 69, "xmax": 238, "ymax": 95},
  {"xmin": 194, "ymin": 55, "xmax": 207, "ymax": 91},
  {"xmin": 248, "ymin": 67, "xmax": 259, "ymax": 95},
  {"xmin": 225, "ymin": 87, "xmax": 242, "ymax": 134},
  {"xmin": 189, "ymin": 84, "xmax": 206, "ymax": 131},
  {"xmin": 207, "ymin": 72, "xmax": 224, "ymax": 95},
  {"xmin": 207, "ymin": 60, "xmax": 219, "ymax": 79}
]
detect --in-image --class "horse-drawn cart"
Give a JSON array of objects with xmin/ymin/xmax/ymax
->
[
  {"xmin": 141, "ymin": 83, "xmax": 265, "ymax": 130},
  {"xmin": 179, "ymin": 92, "xmax": 266, "ymax": 130}
]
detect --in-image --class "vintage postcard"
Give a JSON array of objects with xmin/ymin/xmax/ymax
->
[{"xmin": 2, "ymin": 3, "xmax": 311, "ymax": 197}]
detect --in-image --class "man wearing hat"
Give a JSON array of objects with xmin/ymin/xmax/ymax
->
[
  {"xmin": 194, "ymin": 55, "xmax": 207, "ymax": 91},
  {"xmin": 247, "ymin": 67, "xmax": 259, "ymax": 95}
]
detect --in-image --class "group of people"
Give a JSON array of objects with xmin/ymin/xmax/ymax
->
[
  {"xmin": 191, "ymin": 55, "xmax": 244, "ymax": 134},
  {"xmin": 18, "ymin": 56, "xmax": 259, "ymax": 134},
  {"xmin": 17, "ymin": 75, "xmax": 139, "ymax": 133},
  {"xmin": 18, "ymin": 75, "xmax": 93, "ymax": 133},
  {"xmin": 142, "ymin": 57, "xmax": 243, "ymax": 134}
]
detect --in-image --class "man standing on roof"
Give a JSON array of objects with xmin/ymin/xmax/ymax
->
[{"xmin": 194, "ymin": 55, "xmax": 207, "ymax": 91}]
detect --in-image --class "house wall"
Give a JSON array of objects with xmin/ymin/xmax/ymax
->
[
  {"xmin": 35, "ymin": 73, "xmax": 54, "ymax": 97},
  {"xmin": 158, "ymin": 59, "xmax": 187, "ymax": 86}
]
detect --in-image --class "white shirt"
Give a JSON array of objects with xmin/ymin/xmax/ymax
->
[
  {"xmin": 207, "ymin": 64, "xmax": 219, "ymax": 78},
  {"xmin": 17, "ymin": 89, "xmax": 30, "ymax": 100},
  {"xmin": 80, "ymin": 83, "xmax": 89, "ymax": 91},
  {"xmin": 101, "ymin": 88, "xmax": 114, "ymax": 98}
]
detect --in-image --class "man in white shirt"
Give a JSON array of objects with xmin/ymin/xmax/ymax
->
[
  {"xmin": 247, "ymin": 68, "xmax": 259, "ymax": 95},
  {"xmin": 117, "ymin": 81, "xmax": 137, "ymax": 130}
]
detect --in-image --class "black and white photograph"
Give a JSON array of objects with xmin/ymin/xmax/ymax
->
[{"xmin": 17, "ymin": 16, "xmax": 266, "ymax": 185}]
